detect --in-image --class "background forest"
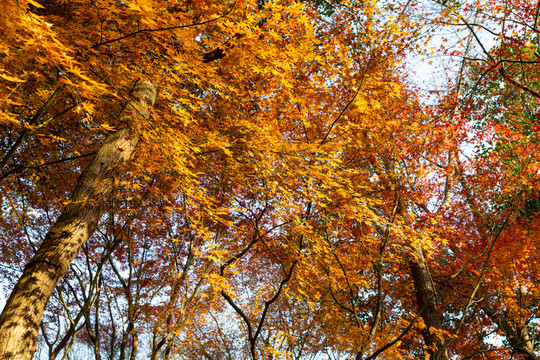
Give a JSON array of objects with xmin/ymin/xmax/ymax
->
[{"xmin": 1, "ymin": 0, "xmax": 540, "ymax": 359}]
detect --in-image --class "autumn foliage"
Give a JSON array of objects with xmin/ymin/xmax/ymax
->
[{"xmin": 1, "ymin": 0, "xmax": 540, "ymax": 359}]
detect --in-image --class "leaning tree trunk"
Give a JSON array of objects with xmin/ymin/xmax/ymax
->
[
  {"xmin": 410, "ymin": 243, "xmax": 449, "ymax": 360},
  {"xmin": 0, "ymin": 80, "xmax": 157, "ymax": 360}
]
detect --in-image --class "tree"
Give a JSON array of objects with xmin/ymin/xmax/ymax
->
[
  {"xmin": 7, "ymin": 0, "xmax": 540, "ymax": 359},
  {"xmin": 386, "ymin": 0, "xmax": 540, "ymax": 358},
  {"xmin": 0, "ymin": 0, "xmax": 428, "ymax": 359},
  {"xmin": 0, "ymin": 76, "xmax": 157, "ymax": 358},
  {"xmin": 0, "ymin": 0, "xmax": 331, "ymax": 358}
]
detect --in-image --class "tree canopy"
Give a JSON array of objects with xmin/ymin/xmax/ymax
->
[{"xmin": 1, "ymin": 0, "xmax": 540, "ymax": 359}]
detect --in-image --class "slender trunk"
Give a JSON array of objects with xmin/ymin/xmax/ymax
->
[
  {"xmin": 0, "ymin": 80, "xmax": 157, "ymax": 360},
  {"xmin": 129, "ymin": 331, "xmax": 139, "ymax": 360},
  {"xmin": 409, "ymin": 243, "xmax": 448, "ymax": 360},
  {"xmin": 118, "ymin": 323, "xmax": 131, "ymax": 360},
  {"xmin": 108, "ymin": 311, "xmax": 116, "ymax": 360}
]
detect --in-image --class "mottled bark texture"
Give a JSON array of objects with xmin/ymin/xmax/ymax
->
[
  {"xmin": 410, "ymin": 243, "xmax": 449, "ymax": 360},
  {"xmin": 0, "ymin": 80, "xmax": 157, "ymax": 360}
]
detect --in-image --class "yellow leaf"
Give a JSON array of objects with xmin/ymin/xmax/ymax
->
[
  {"xmin": 27, "ymin": 0, "xmax": 43, "ymax": 8},
  {"xmin": 101, "ymin": 123, "xmax": 116, "ymax": 131},
  {"xmin": 0, "ymin": 73, "xmax": 26, "ymax": 83}
]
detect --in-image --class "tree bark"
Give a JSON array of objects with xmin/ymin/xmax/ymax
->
[
  {"xmin": 482, "ymin": 306, "xmax": 538, "ymax": 360},
  {"xmin": 410, "ymin": 243, "xmax": 449, "ymax": 360},
  {"xmin": 0, "ymin": 80, "xmax": 157, "ymax": 360}
]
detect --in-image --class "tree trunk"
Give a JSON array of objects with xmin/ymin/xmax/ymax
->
[
  {"xmin": 0, "ymin": 80, "xmax": 157, "ymax": 360},
  {"xmin": 482, "ymin": 306, "xmax": 538, "ymax": 360},
  {"xmin": 129, "ymin": 331, "xmax": 139, "ymax": 360},
  {"xmin": 410, "ymin": 243, "xmax": 448, "ymax": 360}
]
